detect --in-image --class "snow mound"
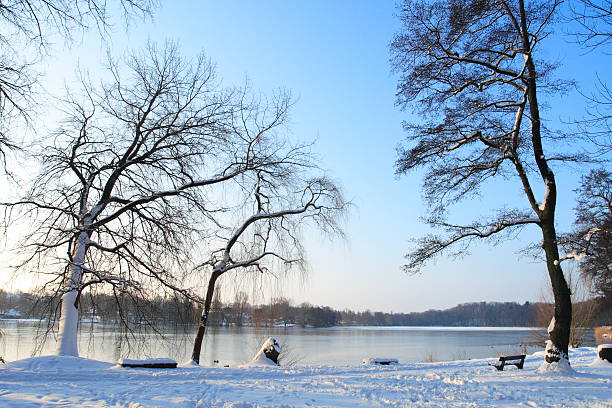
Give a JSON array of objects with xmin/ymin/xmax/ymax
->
[
  {"xmin": 537, "ymin": 340, "xmax": 575, "ymax": 375},
  {"xmin": 239, "ymin": 356, "xmax": 279, "ymax": 367},
  {"xmin": 591, "ymin": 356, "xmax": 611, "ymax": 367},
  {"xmin": 6, "ymin": 355, "xmax": 113, "ymax": 371},
  {"xmin": 537, "ymin": 358, "xmax": 575, "ymax": 375},
  {"xmin": 181, "ymin": 360, "xmax": 202, "ymax": 367}
]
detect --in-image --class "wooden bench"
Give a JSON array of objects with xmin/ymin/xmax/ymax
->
[
  {"xmin": 488, "ymin": 354, "xmax": 526, "ymax": 371},
  {"xmin": 118, "ymin": 358, "xmax": 177, "ymax": 368}
]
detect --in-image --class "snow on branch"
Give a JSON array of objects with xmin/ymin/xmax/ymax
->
[{"xmin": 559, "ymin": 226, "xmax": 603, "ymax": 263}]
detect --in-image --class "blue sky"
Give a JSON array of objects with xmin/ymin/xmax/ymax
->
[{"xmin": 5, "ymin": 1, "xmax": 609, "ymax": 312}]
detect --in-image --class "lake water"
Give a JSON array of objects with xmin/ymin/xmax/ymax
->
[{"xmin": 1, "ymin": 320, "xmax": 587, "ymax": 366}]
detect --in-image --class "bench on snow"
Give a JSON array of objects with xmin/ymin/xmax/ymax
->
[
  {"xmin": 362, "ymin": 358, "xmax": 399, "ymax": 366},
  {"xmin": 488, "ymin": 354, "xmax": 526, "ymax": 371},
  {"xmin": 118, "ymin": 358, "xmax": 177, "ymax": 368},
  {"xmin": 597, "ymin": 344, "xmax": 612, "ymax": 363}
]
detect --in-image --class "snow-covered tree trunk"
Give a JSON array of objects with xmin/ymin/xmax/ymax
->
[
  {"xmin": 56, "ymin": 228, "xmax": 90, "ymax": 356},
  {"xmin": 56, "ymin": 290, "xmax": 80, "ymax": 356}
]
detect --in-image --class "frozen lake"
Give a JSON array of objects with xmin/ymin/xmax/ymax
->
[{"xmin": 1, "ymin": 320, "xmax": 591, "ymax": 366}]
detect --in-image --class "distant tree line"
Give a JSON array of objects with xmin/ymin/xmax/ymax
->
[{"xmin": 2, "ymin": 290, "xmax": 608, "ymax": 328}]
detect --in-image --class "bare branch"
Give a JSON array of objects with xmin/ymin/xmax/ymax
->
[
  {"xmin": 0, "ymin": 0, "xmax": 157, "ymax": 172},
  {"xmin": 403, "ymin": 210, "xmax": 539, "ymax": 274}
]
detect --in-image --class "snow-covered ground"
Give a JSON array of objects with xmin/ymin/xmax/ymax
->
[{"xmin": 0, "ymin": 348, "xmax": 610, "ymax": 407}]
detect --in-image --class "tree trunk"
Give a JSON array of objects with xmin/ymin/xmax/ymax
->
[
  {"xmin": 517, "ymin": 0, "xmax": 572, "ymax": 366},
  {"xmin": 542, "ymin": 222, "xmax": 572, "ymax": 363},
  {"xmin": 56, "ymin": 231, "xmax": 89, "ymax": 356},
  {"xmin": 56, "ymin": 289, "xmax": 80, "ymax": 356},
  {"xmin": 191, "ymin": 270, "xmax": 221, "ymax": 364}
]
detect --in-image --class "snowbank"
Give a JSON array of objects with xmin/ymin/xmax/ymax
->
[
  {"xmin": 6, "ymin": 355, "xmax": 113, "ymax": 371},
  {"xmin": 0, "ymin": 348, "xmax": 610, "ymax": 407}
]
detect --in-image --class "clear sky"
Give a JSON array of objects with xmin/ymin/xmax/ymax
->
[{"xmin": 2, "ymin": 1, "xmax": 609, "ymax": 313}]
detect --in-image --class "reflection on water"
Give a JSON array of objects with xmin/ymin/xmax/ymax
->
[{"xmin": 0, "ymin": 320, "xmax": 593, "ymax": 366}]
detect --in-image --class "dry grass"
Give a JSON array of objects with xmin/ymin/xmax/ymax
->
[{"xmin": 423, "ymin": 351, "xmax": 438, "ymax": 363}]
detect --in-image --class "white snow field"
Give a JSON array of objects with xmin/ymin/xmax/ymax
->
[{"xmin": 0, "ymin": 348, "xmax": 610, "ymax": 407}]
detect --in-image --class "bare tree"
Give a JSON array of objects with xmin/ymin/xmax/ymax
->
[
  {"xmin": 391, "ymin": 0, "xmax": 575, "ymax": 367},
  {"xmin": 0, "ymin": 0, "xmax": 155, "ymax": 169},
  {"xmin": 561, "ymin": 169, "xmax": 611, "ymax": 305},
  {"xmin": 230, "ymin": 291, "xmax": 250, "ymax": 326},
  {"xmin": 1, "ymin": 42, "xmax": 296, "ymax": 357},
  {"xmin": 190, "ymin": 170, "xmax": 346, "ymax": 364}
]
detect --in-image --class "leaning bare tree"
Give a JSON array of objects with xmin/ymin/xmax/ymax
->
[
  {"xmin": 0, "ymin": 0, "xmax": 155, "ymax": 170},
  {"xmin": 1, "ymin": 42, "xmax": 287, "ymax": 357},
  {"xmin": 190, "ymin": 167, "xmax": 346, "ymax": 364},
  {"xmin": 391, "ymin": 0, "xmax": 575, "ymax": 368}
]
